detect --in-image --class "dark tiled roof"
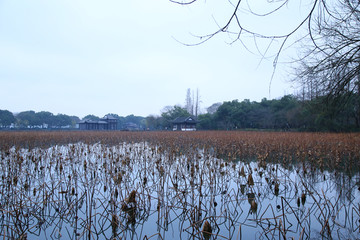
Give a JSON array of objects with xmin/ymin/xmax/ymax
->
[
  {"xmin": 78, "ymin": 120, "xmax": 97, "ymax": 124},
  {"xmin": 102, "ymin": 115, "xmax": 117, "ymax": 120},
  {"xmin": 78, "ymin": 120, "xmax": 110, "ymax": 124},
  {"xmin": 79, "ymin": 116, "xmax": 118, "ymax": 124},
  {"xmin": 172, "ymin": 116, "xmax": 198, "ymax": 124}
]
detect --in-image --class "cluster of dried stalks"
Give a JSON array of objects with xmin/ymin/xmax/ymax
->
[
  {"xmin": 1, "ymin": 131, "xmax": 359, "ymax": 173},
  {"xmin": 0, "ymin": 131, "xmax": 359, "ymax": 239}
]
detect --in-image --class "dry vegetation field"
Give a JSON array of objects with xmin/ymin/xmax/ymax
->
[{"xmin": 0, "ymin": 131, "xmax": 359, "ymax": 239}]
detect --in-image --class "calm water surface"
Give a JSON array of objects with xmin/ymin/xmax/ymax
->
[{"xmin": 1, "ymin": 142, "xmax": 359, "ymax": 239}]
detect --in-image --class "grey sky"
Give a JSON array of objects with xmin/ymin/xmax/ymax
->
[{"xmin": 0, "ymin": 0, "xmax": 306, "ymax": 118}]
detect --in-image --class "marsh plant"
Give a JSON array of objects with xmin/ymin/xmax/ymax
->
[{"xmin": 0, "ymin": 131, "xmax": 359, "ymax": 239}]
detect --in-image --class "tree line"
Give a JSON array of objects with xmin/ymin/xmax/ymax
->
[
  {"xmin": 0, "ymin": 110, "xmax": 80, "ymax": 129},
  {"xmin": 146, "ymin": 93, "xmax": 359, "ymax": 132},
  {"xmin": 143, "ymin": 93, "xmax": 358, "ymax": 131},
  {"xmin": 1, "ymin": 92, "xmax": 359, "ymax": 131},
  {"xmin": 0, "ymin": 110, "xmax": 147, "ymax": 130},
  {"xmin": 197, "ymin": 94, "xmax": 359, "ymax": 132}
]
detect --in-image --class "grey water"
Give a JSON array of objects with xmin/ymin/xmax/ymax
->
[{"xmin": 1, "ymin": 142, "xmax": 359, "ymax": 239}]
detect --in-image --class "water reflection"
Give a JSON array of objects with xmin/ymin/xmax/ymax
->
[{"xmin": 0, "ymin": 142, "xmax": 359, "ymax": 239}]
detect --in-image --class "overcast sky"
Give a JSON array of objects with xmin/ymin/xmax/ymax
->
[{"xmin": 0, "ymin": 0, "xmax": 308, "ymax": 118}]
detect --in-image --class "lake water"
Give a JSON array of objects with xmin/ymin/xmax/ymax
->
[{"xmin": 1, "ymin": 142, "xmax": 359, "ymax": 239}]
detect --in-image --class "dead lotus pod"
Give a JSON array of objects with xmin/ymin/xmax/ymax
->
[
  {"xmin": 248, "ymin": 174, "xmax": 254, "ymax": 186},
  {"xmin": 274, "ymin": 182, "xmax": 280, "ymax": 196},
  {"xmin": 121, "ymin": 190, "xmax": 137, "ymax": 211},
  {"xmin": 301, "ymin": 193, "xmax": 306, "ymax": 205},
  {"xmin": 250, "ymin": 200, "xmax": 258, "ymax": 213},
  {"xmin": 202, "ymin": 220, "xmax": 212, "ymax": 240},
  {"xmin": 127, "ymin": 190, "xmax": 136, "ymax": 204}
]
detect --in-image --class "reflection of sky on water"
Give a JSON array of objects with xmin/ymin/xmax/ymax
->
[{"xmin": 1, "ymin": 142, "xmax": 359, "ymax": 239}]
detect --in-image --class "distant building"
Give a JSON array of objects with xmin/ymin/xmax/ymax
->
[
  {"xmin": 78, "ymin": 115, "xmax": 118, "ymax": 130},
  {"xmin": 172, "ymin": 116, "xmax": 198, "ymax": 131},
  {"xmin": 123, "ymin": 122, "xmax": 140, "ymax": 131}
]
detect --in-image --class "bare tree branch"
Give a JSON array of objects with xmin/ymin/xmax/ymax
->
[{"xmin": 171, "ymin": 0, "xmax": 360, "ymax": 116}]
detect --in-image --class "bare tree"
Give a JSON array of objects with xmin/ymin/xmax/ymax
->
[
  {"xmin": 295, "ymin": 1, "xmax": 360, "ymax": 98},
  {"xmin": 194, "ymin": 88, "xmax": 200, "ymax": 117},
  {"xmin": 291, "ymin": 0, "xmax": 360, "ymax": 127},
  {"xmin": 170, "ymin": 0, "xmax": 322, "ymax": 65},
  {"xmin": 185, "ymin": 88, "xmax": 193, "ymax": 115},
  {"xmin": 172, "ymin": 0, "xmax": 360, "ymax": 120},
  {"xmin": 192, "ymin": 89, "xmax": 195, "ymax": 115},
  {"xmin": 185, "ymin": 88, "xmax": 201, "ymax": 116},
  {"xmin": 207, "ymin": 102, "xmax": 222, "ymax": 114}
]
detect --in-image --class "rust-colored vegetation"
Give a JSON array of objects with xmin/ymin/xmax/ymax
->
[
  {"xmin": 1, "ymin": 131, "xmax": 359, "ymax": 172},
  {"xmin": 0, "ymin": 130, "xmax": 359, "ymax": 239}
]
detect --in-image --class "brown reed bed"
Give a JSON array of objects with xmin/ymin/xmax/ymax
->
[
  {"xmin": 0, "ymin": 130, "xmax": 359, "ymax": 173},
  {"xmin": 0, "ymin": 131, "xmax": 360, "ymax": 239}
]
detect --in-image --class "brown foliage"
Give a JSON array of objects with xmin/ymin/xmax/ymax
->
[{"xmin": 0, "ymin": 131, "xmax": 359, "ymax": 172}]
